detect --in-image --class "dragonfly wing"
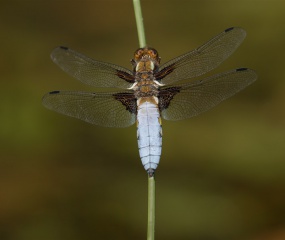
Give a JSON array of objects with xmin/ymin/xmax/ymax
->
[
  {"xmin": 156, "ymin": 27, "xmax": 247, "ymax": 84},
  {"xmin": 42, "ymin": 91, "xmax": 137, "ymax": 127},
  {"xmin": 51, "ymin": 47, "xmax": 135, "ymax": 89},
  {"xmin": 159, "ymin": 68, "xmax": 257, "ymax": 120}
]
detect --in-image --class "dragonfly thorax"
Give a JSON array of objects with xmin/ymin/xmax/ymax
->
[
  {"xmin": 131, "ymin": 70, "xmax": 160, "ymax": 98},
  {"xmin": 132, "ymin": 47, "xmax": 160, "ymax": 72}
]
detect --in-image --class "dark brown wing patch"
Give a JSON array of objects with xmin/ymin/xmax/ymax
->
[
  {"xmin": 155, "ymin": 63, "xmax": 175, "ymax": 81},
  {"xmin": 158, "ymin": 87, "xmax": 181, "ymax": 111},
  {"xmin": 116, "ymin": 70, "xmax": 135, "ymax": 83},
  {"xmin": 113, "ymin": 93, "xmax": 137, "ymax": 114}
]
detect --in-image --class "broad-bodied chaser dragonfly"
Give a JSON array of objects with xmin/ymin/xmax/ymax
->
[{"xmin": 43, "ymin": 27, "xmax": 257, "ymax": 176}]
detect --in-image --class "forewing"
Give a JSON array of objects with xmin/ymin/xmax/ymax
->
[
  {"xmin": 159, "ymin": 68, "xmax": 257, "ymax": 120},
  {"xmin": 42, "ymin": 91, "xmax": 137, "ymax": 127},
  {"xmin": 51, "ymin": 47, "xmax": 135, "ymax": 89},
  {"xmin": 156, "ymin": 27, "xmax": 247, "ymax": 84}
]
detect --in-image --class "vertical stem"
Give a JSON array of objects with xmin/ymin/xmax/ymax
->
[
  {"xmin": 133, "ymin": 0, "xmax": 146, "ymax": 48},
  {"xmin": 147, "ymin": 176, "xmax": 155, "ymax": 240},
  {"xmin": 133, "ymin": 1, "xmax": 154, "ymax": 239}
]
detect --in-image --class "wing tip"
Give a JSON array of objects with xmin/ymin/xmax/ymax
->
[
  {"xmin": 52, "ymin": 46, "xmax": 69, "ymax": 51},
  {"xmin": 236, "ymin": 68, "xmax": 258, "ymax": 82},
  {"xmin": 59, "ymin": 46, "xmax": 69, "ymax": 50},
  {"xmin": 236, "ymin": 67, "xmax": 248, "ymax": 72},
  {"xmin": 42, "ymin": 91, "xmax": 60, "ymax": 105},
  {"xmin": 50, "ymin": 46, "xmax": 69, "ymax": 60},
  {"xmin": 225, "ymin": 27, "xmax": 235, "ymax": 32},
  {"xmin": 49, "ymin": 90, "xmax": 60, "ymax": 94},
  {"xmin": 224, "ymin": 26, "xmax": 247, "ymax": 37}
]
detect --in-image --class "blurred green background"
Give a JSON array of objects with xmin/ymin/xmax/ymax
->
[{"xmin": 1, "ymin": 0, "xmax": 285, "ymax": 239}]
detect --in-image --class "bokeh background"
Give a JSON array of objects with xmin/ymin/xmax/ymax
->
[{"xmin": 1, "ymin": 0, "xmax": 285, "ymax": 239}]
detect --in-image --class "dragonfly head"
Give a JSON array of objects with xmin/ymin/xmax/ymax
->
[{"xmin": 132, "ymin": 47, "xmax": 161, "ymax": 72}]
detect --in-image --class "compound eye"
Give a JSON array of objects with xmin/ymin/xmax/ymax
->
[
  {"xmin": 148, "ymin": 49, "xmax": 158, "ymax": 59},
  {"xmin": 134, "ymin": 48, "xmax": 144, "ymax": 59}
]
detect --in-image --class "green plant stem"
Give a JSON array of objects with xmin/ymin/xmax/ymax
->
[
  {"xmin": 133, "ymin": 0, "xmax": 146, "ymax": 48},
  {"xmin": 147, "ymin": 176, "xmax": 155, "ymax": 240},
  {"xmin": 133, "ymin": 1, "xmax": 154, "ymax": 239}
]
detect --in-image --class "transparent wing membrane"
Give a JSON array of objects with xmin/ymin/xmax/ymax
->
[
  {"xmin": 160, "ymin": 68, "xmax": 257, "ymax": 121},
  {"xmin": 157, "ymin": 27, "xmax": 247, "ymax": 84},
  {"xmin": 51, "ymin": 47, "xmax": 135, "ymax": 89},
  {"xmin": 42, "ymin": 91, "xmax": 136, "ymax": 127}
]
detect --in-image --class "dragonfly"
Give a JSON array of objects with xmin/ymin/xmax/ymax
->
[{"xmin": 42, "ymin": 27, "xmax": 257, "ymax": 176}]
